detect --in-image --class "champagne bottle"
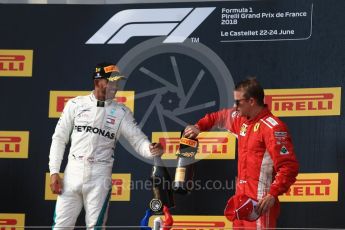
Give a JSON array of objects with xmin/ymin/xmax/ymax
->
[
  {"xmin": 173, "ymin": 134, "xmax": 199, "ymax": 194},
  {"xmin": 149, "ymin": 156, "xmax": 174, "ymax": 213}
]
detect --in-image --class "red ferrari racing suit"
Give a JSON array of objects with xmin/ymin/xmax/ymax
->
[{"xmin": 196, "ymin": 106, "xmax": 299, "ymax": 229}]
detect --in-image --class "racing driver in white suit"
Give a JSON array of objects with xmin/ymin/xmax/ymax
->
[{"xmin": 49, "ymin": 62, "xmax": 163, "ymax": 229}]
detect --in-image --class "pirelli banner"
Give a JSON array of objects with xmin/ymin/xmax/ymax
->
[
  {"xmin": 44, "ymin": 173, "xmax": 131, "ymax": 201},
  {"xmin": 265, "ymin": 88, "xmax": 341, "ymax": 117},
  {"xmin": 0, "ymin": 214, "xmax": 25, "ymax": 230},
  {"xmin": 48, "ymin": 90, "xmax": 135, "ymax": 117},
  {"xmin": 0, "ymin": 50, "xmax": 33, "ymax": 77},
  {"xmin": 152, "ymin": 131, "xmax": 236, "ymax": 160},
  {"xmin": 148, "ymin": 215, "xmax": 232, "ymax": 229},
  {"xmin": 280, "ymin": 173, "xmax": 339, "ymax": 202},
  {"xmin": 0, "ymin": 131, "xmax": 29, "ymax": 158},
  {"xmin": 0, "ymin": 0, "xmax": 344, "ymax": 229}
]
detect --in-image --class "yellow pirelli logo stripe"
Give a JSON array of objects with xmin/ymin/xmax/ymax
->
[
  {"xmin": 0, "ymin": 131, "xmax": 29, "ymax": 158},
  {"xmin": 152, "ymin": 132, "xmax": 236, "ymax": 160},
  {"xmin": 0, "ymin": 213, "xmax": 25, "ymax": 229},
  {"xmin": 45, "ymin": 173, "xmax": 131, "ymax": 201},
  {"xmin": 44, "ymin": 172, "xmax": 63, "ymax": 200},
  {"xmin": 264, "ymin": 87, "xmax": 341, "ymax": 117},
  {"xmin": 148, "ymin": 215, "xmax": 231, "ymax": 229},
  {"xmin": 48, "ymin": 90, "xmax": 135, "ymax": 118},
  {"xmin": 0, "ymin": 50, "xmax": 33, "ymax": 77},
  {"xmin": 280, "ymin": 173, "xmax": 338, "ymax": 202},
  {"xmin": 110, "ymin": 173, "xmax": 131, "ymax": 201}
]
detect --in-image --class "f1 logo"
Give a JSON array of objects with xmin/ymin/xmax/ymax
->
[{"xmin": 86, "ymin": 7, "xmax": 215, "ymax": 44}]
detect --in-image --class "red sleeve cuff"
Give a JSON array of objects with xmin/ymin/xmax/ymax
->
[{"xmin": 268, "ymin": 189, "xmax": 279, "ymax": 198}]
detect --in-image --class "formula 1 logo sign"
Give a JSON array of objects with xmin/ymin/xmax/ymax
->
[
  {"xmin": 0, "ymin": 213, "xmax": 25, "ymax": 230},
  {"xmin": 0, "ymin": 131, "xmax": 29, "ymax": 158},
  {"xmin": 265, "ymin": 87, "xmax": 341, "ymax": 117},
  {"xmin": 0, "ymin": 50, "xmax": 33, "ymax": 77},
  {"xmin": 280, "ymin": 173, "xmax": 338, "ymax": 202},
  {"xmin": 148, "ymin": 215, "xmax": 231, "ymax": 229},
  {"xmin": 86, "ymin": 7, "xmax": 215, "ymax": 44},
  {"xmin": 152, "ymin": 132, "xmax": 235, "ymax": 160},
  {"xmin": 45, "ymin": 173, "xmax": 131, "ymax": 201},
  {"xmin": 48, "ymin": 90, "xmax": 135, "ymax": 118}
]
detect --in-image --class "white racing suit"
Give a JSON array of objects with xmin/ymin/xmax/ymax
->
[{"xmin": 49, "ymin": 92, "xmax": 152, "ymax": 229}]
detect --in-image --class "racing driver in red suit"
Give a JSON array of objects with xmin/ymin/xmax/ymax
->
[{"xmin": 184, "ymin": 78, "xmax": 299, "ymax": 229}]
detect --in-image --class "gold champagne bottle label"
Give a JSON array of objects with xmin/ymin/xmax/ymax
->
[
  {"xmin": 175, "ymin": 167, "xmax": 186, "ymax": 182},
  {"xmin": 180, "ymin": 137, "xmax": 198, "ymax": 148}
]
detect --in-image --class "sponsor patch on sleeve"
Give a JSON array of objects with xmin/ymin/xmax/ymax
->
[
  {"xmin": 280, "ymin": 145, "xmax": 289, "ymax": 155},
  {"xmin": 266, "ymin": 117, "xmax": 278, "ymax": 126},
  {"xmin": 274, "ymin": 131, "xmax": 288, "ymax": 145},
  {"xmin": 274, "ymin": 131, "xmax": 287, "ymax": 137}
]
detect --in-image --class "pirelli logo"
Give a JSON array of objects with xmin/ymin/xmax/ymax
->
[
  {"xmin": 152, "ymin": 132, "xmax": 235, "ymax": 160},
  {"xmin": 45, "ymin": 173, "xmax": 131, "ymax": 201},
  {"xmin": 48, "ymin": 90, "xmax": 135, "ymax": 118},
  {"xmin": 280, "ymin": 173, "xmax": 338, "ymax": 202},
  {"xmin": 264, "ymin": 87, "xmax": 341, "ymax": 117},
  {"xmin": 148, "ymin": 215, "xmax": 231, "ymax": 230},
  {"xmin": 180, "ymin": 137, "xmax": 198, "ymax": 148},
  {"xmin": 0, "ymin": 131, "xmax": 29, "ymax": 158},
  {"xmin": 110, "ymin": 173, "xmax": 131, "ymax": 201},
  {"xmin": 0, "ymin": 50, "xmax": 33, "ymax": 77},
  {"xmin": 0, "ymin": 213, "xmax": 25, "ymax": 230}
]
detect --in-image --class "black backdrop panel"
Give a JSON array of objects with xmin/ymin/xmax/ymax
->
[{"xmin": 0, "ymin": 0, "xmax": 344, "ymax": 228}]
